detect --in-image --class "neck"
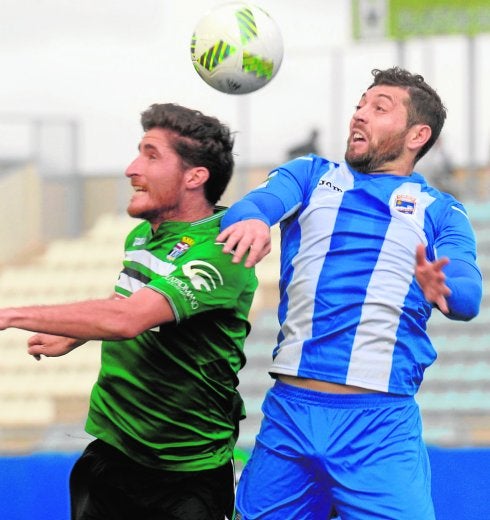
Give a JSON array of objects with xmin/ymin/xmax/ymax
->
[
  {"xmin": 374, "ymin": 162, "xmax": 414, "ymax": 176},
  {"xmin": 149, "ymin": 200, "xmax": 214, "ymax": 231}
]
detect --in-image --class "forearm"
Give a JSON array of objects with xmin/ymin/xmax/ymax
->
[
  {"xmin": 0, "ymin": 298, "xmax": 136, "ymax": 340},
  {"xmin": 446, "ymin": 278, "xmax": 482, "ymax": 320},
  {"xmin": 445, "ymin": 260, "xmax": 482, "ymax": 320},
  {"xmin": 221, "ymin": 192, "xmax": 287, "ymax": 229}
]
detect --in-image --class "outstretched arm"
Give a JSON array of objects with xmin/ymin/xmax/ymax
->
[
  {"xmin": 0, "ymin": 287, "xmax": 175, "ymax": 341},
  {"xmin": 26, "ymin": 292, "xmax": 117, "ymax": 360}
]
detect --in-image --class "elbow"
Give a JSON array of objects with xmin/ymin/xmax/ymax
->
[
  {"xmin": 108, "ymin": 316, "xmax": 146, "ymax": 340},
  {"xmin": 454, "ymin": 302, "xmax": 480, "ymax": 322},
  {"xmin": 445, "ymin": 279, "xmax": 482, "ymax": 321},
  {"xmin": 448, "ymin": 312, "xmax": 478, "ymax": 322},
  {"xmin": 447, "ymin": 312, "xmax": 478, "ymax": 321},
  {"xmin": 107, "ymin": 296, "xmax": 158, "ymax": 339},
  {"xmin": 115, "ymin": 328, "xmax": 139, "ymax": 340},
  {"xmin": 446, "ymin": 298, "xmax": 481, "ymax": 322},
  {"xmin": 465, "ymin": 300, "xmax": 481, "ymax": 321}
]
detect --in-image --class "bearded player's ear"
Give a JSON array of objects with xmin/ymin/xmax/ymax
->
[
  {"xmin": 407, "ymin": 124, "xmax": 431, "ymax": 154},
  {"xmin": 185, "ymin": 166, "xmax": 209, "ymax": 190}
]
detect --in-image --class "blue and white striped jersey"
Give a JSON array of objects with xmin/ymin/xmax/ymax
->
[{"xmin": 222, "ymin": 155, "xmax": 482, "ymax": 395}]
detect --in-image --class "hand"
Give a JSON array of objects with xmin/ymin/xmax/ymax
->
[
  {"xmin": 27, "ymin": 334, "xmax": 85, "ymax": 361},
  {"xmin": 415, "ymin": 244, "xmax": 451, "ymax": 314},
  {"xmin": 216, "ymin": 219, "xmax": 271, "ymax": 267}
]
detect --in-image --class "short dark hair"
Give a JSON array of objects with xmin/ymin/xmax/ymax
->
[
  {"xmin": 369, "ymin": 67, "xmax": 447, "ymax": 162},
  {"xmin": 140, "ymin": 103, "xmax": 235, "ymax": 204}
]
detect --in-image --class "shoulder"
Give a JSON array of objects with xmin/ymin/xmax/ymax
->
[
  {"xmin": 281, "ymin": 153, "xmax": 335, "ymax": 171},
  {"xmin": 406, "ymin": 172, "xmax": 465, "ymax": 213},
  {"xmin": 124, "ymin": 220, "xmax": 151, "ymax": 248},
  {"xmin": 273, "ymin": 154, "xmax": 340, "ymax": 186},
  {"xmin": 420, "ymin": 181, "xmax": 467, "ymax": 216}
]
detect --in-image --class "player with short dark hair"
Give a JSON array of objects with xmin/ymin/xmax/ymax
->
[
  {"xmin": 0, "ymin": 103, "xmax": 258, "ymax": 520},
  {"xmin": 217, "ymin": 67, "xmax": 482, "ymax": 519}
]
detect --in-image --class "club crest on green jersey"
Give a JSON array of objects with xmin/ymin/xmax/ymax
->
[{"xmin": 167, "ymin": 236, "xmax": 196, "ymax": 261}]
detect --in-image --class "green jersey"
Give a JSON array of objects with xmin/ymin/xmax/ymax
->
[{"xmin": 85, "ymin": 209, "xmax": 258, "ymax": 471}]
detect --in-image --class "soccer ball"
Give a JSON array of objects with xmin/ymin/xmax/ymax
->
[{"xmin": 190, "ymin": 2, "xmax": 284, "ymax": 95}]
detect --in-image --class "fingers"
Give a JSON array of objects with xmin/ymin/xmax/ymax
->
[
  {"xmin": 416, "ymin": 244, "xmax": 449, "ymax": 271},
  {"xmin": 230, "ymin": 233, "xmax": 254, "ymax": 265},
  {"xmin": 217, "ymin": 220, "xmax": 272, "ymax": 267},
  {"xmin": 434, "ymin": 295, "xmax": 450, "ymax": 315},
  {"xmin": 217, "ymin": 225, "xmax": 258, "ymax": 258},
  {"xmin": 425, "ymin": 280, "xmax": 451, "ymax": 311},
  {"xmin": 27, "ymin": 334, "xmax": 43, "ymax": 347},
  {"xmin": 27, "ymin": 333, "xmax": 60, "ymax": 359},
  {"xmin": 27, "ymin": 335, "xmax": 44, "ymax": 360},
  {"xmin": 216, "ymin": 226, "xmax": 239, "ymax": 254},
  {"xmin": 244, "ymin": 241, "xmax": 271, "ymax": 268},
  {"xmin": 415, "ymin": 244, "xmax": 427, "ymax": 267},
  {"xmin": 415, "ymin": 244, "xmax": 451, "ymax": 313},
  {"xmin": 27, "ymin": 334, "xmax": 41, "ymax": 361},
  {"xmin": 27, "ymin": 347, "xmax": 42, "ymax": 360},
  {"xmin": 432, "ymin": 257, "xmax": 450, "ymax": 271}
]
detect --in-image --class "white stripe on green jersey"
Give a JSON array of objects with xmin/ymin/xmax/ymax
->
[{"xmin": 86, "ymin": 209, "xmax": 258, "ymax": 470}]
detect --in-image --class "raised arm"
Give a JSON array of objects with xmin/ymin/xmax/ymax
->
[{"xmin": 218, "ymin": 158, "xmax": 318, "ymax": 266}]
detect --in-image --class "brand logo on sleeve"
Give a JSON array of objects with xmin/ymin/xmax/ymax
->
[
  {"xmin": 181, "ymin": 260, "xmax": 224, "ymax": 291},
  {"xmin": 166, "ymin": 276, "xmax": 199, "ymax": 309},
  {"xmin": 132, "ymin": 237, "xmax": 147, "ymax": 246}
]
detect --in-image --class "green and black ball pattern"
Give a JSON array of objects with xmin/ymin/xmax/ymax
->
[{"xmin": 191, "ymin": 7, "xmax": 274, "ymax": 80}]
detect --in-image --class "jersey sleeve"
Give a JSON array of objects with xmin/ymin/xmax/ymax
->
[
  {"xmin": 443, "ymin": 259, "xmax": 482, "ymax": 320},
  {"xmin": 145, "ymin": 243, "xmax": 257, "ymax": 322},
  {"xmin": 221, "ymin": 155, "xmax": 324, "ymax": 229},
  {"xmin": 432, "ymin": 202, "xmax": 482, "ymax": 320}
]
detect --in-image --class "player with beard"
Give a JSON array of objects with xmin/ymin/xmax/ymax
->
[
  {"xmin": 217, "ymin": 67, "xmax": 482, "ymax": 519},
  {"xmin": 0, "ymin": 103, "xmax": 258, "ymax": 520}
]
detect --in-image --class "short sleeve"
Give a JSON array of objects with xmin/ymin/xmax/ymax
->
[{"xmin": 146, "ymin": 243, "xmax": 257, "ymax": 322}]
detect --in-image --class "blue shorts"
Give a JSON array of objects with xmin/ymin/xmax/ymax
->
[{"xmin": 236, "ymin": 380, "xmax": 435, "ymax": 520}]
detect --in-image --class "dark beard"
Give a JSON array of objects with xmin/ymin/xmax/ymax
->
[
  {"xmin": 127, "ymin": 200, "xmax": 179, "ymax": 223},
  {"xmin": 127, "ymin": 208, "xmax": 159, "ymax": 221},
  {"xmin": 345, "ymin": 129, "xmax": 407, "ymax": 173},
  {"xmin": 345, "ymin": 148, "xmax": 401, "ymax": 173}
]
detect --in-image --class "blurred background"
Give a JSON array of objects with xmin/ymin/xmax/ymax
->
[{"xmin": 0, "ymin": 1, "xmax": 489, "ymax": 518}]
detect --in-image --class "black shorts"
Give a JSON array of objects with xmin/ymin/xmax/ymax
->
[{"xmin": 70, "ymin": 439, "xmax": 235, "ymax": 520}]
